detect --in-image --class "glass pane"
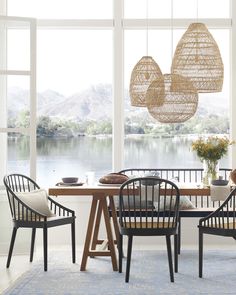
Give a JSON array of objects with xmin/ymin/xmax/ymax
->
[
  {"xmin": 7, "ymin": 132, "xmax": 30, "ymax": 175},
  {"xmin": 37, "ymin": 137, "xmax": 112, "ymax": 187},
  {"xmin": 173, "ymin": 0, "xmax": 230, "ymax": 18},
  {"xmin": 36, "ymin": 30, "xmax": 112, "ymax": 187},
  {"xmin": 7, "ymin": 75, "xmax": 30, "ymax": 128},
  {"xmin": 8, "ymin": 0, "xmax": 112, "ymax": 19},
  {"xmin": 198, "ymin": 0, "xmax": 230, "ymax": 18},
  {"xmin": 0, "ymin": 75, "xmax": 30, "ymax": 128},
  {"xmin": 124, "ymin": 0, "xmax": 230, "ymax": 19},
  {"xmin": 124, "ymin": 29, "xmax": 230, "ymax": 169},
  {"xmin": 7, "ymin": 29, "xmax": 30, "ymax": 70},
  {"xmin": 0, "ymin": 20, "xmax": 30, "ymax": 71},
  {"xmin": 125, "ymin": 0, "xmax": 171, "ymax": 19}
]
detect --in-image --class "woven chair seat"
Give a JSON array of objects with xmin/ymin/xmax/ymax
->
[{"xmin": 124, "ymin": 221, "xmax": 175, "ymax": 229}]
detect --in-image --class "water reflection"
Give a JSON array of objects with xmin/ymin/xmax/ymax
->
[{"xmin": 8, "ymin": 136, "xmax": 230, "ymax": 187}]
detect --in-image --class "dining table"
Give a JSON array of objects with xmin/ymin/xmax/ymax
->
[{"xmin": 48, "ymin": 184, "xmax": 211, "ymax": 271}]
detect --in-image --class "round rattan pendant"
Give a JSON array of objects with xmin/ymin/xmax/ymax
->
[
  {"xmin": 129, "ymin": 56, "xmax": 163, "ymax": 107},
  {"xmin": 146, "ymin": 74, "xmax": 198, "ymax": 123},
  {"xmin": 171, "ymin": 23, "xmax": 224, "ymax": 93},
  {"xmin": 145, "ymin": 76, "xmax": 165, "ymax": 108}
]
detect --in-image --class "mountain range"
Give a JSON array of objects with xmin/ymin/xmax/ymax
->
[{"xmin": 8, "ymin": 84, "xmax": 228, "ymax": 122}]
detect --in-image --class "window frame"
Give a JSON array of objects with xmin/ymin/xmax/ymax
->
[
  {"xmin": 0, "ymin": 0, "xmax": 235, "ymax": 177},
  {"xmin": 0, "ymin": 15, "xmax": 36, "ymax": 183}
]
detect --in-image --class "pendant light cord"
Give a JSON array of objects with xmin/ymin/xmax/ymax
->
[
  {"xmin": 171, "ymin": 0, "xmax": 173, "ymax": 60},
  {"xmin": 146, "ymin": 0, "xmax": 149, "ymax": 56},
  {"xmin": 196, "ymin": 0, "xmax": 199, "ymax": 21}
]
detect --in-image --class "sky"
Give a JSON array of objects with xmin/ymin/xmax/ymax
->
[{"xmin": 5, "ymin": 0, "xmax": 230, "ymax": 99}]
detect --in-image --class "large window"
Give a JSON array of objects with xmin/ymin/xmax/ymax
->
[
  {"xmin": 8, "ymin": 0, "xmax": 112, "ymax": 19},
  {"xmin": 124, "ymin": 28, "xmax": 230, "ymax": 169},
  {"xmin": 0, "ymin": 0, "xmax": 234, "ymax": 186},
  {"xmin": 0, "ymin": 16, "xmax": 36, "ymax": 185}
]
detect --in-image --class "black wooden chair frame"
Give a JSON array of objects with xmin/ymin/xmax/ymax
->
[
  {"xmin": 118, "ymin": 168, "xmax": 231, "ymax": 254},
  {"xmin": 3, "ymin": 174, "xmax": 76, "ymax": 271},
  {"xmin": 198, "ymin": 187, "xmax": 236, "ymax": 278},
  {"xmin": 118, "ymin": 177, "xmax": 180, "ymax": 283}
]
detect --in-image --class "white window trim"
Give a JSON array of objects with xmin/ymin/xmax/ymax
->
[
  {"xmin": 0, "ymin": 0, "xmax": 234, "ymax": 174},
  {"xmin": 230, "ymin": 0, "xmax": 236, "ymax": 167},
  {"xmin": 0, "ymin": 15, "xmax": 37, "ymax": 180}
]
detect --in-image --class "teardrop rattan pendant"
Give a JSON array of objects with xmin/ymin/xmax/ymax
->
[
  {"xmin": 146, "ymin": 73, "xmax": 198, "ymax": 123},
  {"xmin": 129, "ymin": 56, "xmax": 163, "ymax": 107},
  {"xmin": 171, "ymin": 23, "xmax": 224, "ymax": 93}
]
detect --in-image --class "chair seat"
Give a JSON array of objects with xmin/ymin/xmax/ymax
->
[
  {"xmin": 201, "ymin": 222, "xmax": 236, "ymax": 230},
  {"xmin": 15, "ymin": 215, "xmax": 75, "ymax": 228},
  {"xmin": 123, "ymin": 221, "xmax": 175, "ymax": 229}
]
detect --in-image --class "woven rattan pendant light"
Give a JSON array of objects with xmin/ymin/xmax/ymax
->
[
  {"xmin": 130, "ymin": 56, "xmax": 163, "ymax": 107},
  {"xmin": 146, "ymin": 0, "xmax": 198, "ymax": 123},
  {"xmin": 171, "ymin": 22, "xmax": 224, "ymax": 93},
  {"xmin": 146, "ymin": 73, "xmax": 198, "ymax": 123},
  {"xmin": 129, "ymin": 0, "xmax": 163, "ymax": 107}
]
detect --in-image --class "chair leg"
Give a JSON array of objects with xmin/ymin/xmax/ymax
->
[
  {"xmin": 166, "ymin": 235, "xmax": 174, "ymax": 283},
  {"xmin": 125, "ymin": 235, "xmax": 133, "ymax": 283},
  {"xmin": 178, "ymin": 217, "xmax": 181, "ymax": 255},
  {"xmin": 30, "ymin": 228, "xmax": 36, "ymax": 262},
  {"xmin": 6, "ymin": 227, "xmax": 17, "ymax": 268},
  {"xmin": 71, "ymin": 221, "xmax": 76, "ymax": 263},
  {"xmin": 174, "ymin": 234, "xmax": 178, "ymax": 273},
  {"xmin": 199, "ymin": 230, "xmax": 203, "ymax": 278},
  {"xmin": 43, "ymin": 226, "xmax": 48, "ymax": 271},
  {"xmin": 118, "ymin": 234, "xmax": 123, "ymax": 273}
]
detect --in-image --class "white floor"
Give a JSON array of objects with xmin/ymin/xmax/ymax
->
[{"xmin": 0, "ymin": 254, "xmax": 35, "ymax": 293}]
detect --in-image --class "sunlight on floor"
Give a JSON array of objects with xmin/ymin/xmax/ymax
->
[{"xmin": 0, "ymin": 254, "xmax": 35, "ymax": 293}]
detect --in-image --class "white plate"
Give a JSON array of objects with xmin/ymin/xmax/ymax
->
[
  {"xmin": 56, "ymin": 182, "xmax": 84, "ymax": 187},
  {"xmin": 97, "ymin": 182, "xmax": 122, "ymax": 187}
]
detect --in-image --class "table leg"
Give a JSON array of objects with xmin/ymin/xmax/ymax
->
[
  {"xmin": 80, "ymin": 197, "xmax": 98, "ymax": 271},
  {"xmin": 101, "ymin": 197, "xmax": 118, "ymax": 271},
  {"xmin": 91, "ymin": 200, "xmax": 103, "ymax": 254},
  {"xmin": 108, "ymin": 195, "xmax": 120, "ymax": 245}
]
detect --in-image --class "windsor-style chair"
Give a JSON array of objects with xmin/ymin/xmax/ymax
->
[
  {"xmin": 118, "ymin": 177, "xmax": 180, "ymax": 282},
  {"xmin": 3, "ymin": 174, "xmax": 76, "ymax": 271},
  {"xmin": 198, "ymin": 187, "xmax": 236, "ymax": 278}
]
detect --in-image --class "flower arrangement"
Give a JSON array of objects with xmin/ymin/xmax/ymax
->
[
  {"xmin": 192, "ymin": 136, "xmax": 233, "ymax": 185},
  {"xmin": 191, "ymin": 136, "xmax": 231, "ymax": 162}
]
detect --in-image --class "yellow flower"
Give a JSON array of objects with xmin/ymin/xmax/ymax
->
[{"xmin": 191, "ymin": 136, "xmax": 233, "ymax": 162}]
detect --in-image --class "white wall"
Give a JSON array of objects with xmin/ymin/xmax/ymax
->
[{"xmin": 0, "ymin": 192, "xmax": 31, "ymax": 255}]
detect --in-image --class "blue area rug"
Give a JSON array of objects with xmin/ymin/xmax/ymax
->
[{"xmin": 3, "ymin": 250, "xmax": 236, "ymax": 295}]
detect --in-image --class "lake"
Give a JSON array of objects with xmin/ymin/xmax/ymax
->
[{"xmin": 8, "ymin": 135, "xmax": 230, "ymax": 187}]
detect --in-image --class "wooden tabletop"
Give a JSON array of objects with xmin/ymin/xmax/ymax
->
[{"xmin": 48, "ymin": 184, "xmax": 210, "ymax": 197}]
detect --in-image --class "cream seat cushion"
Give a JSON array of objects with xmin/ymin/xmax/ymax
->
[{"xmin": 16, "ymin": 189, "xmax": 55, "ymax": 217}]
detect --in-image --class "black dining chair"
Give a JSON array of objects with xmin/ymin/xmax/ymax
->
[
  {"xmin": 198, "ymin": 187, "xmax": 236, "ymax": 278},
  {"xmin": 3, "ymin": 173, "xmax": 76, "ymax": 271},
  {"xmin": 118, "ymin": 177, "xmax": 180, "ymax": 282}
]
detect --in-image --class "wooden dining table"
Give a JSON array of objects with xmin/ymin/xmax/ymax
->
[{"xmin": 48, "ymin": 184, "xmax": 211, "ymax": 271}]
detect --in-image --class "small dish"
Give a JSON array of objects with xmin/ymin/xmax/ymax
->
[
  {"xmin": 97, "ymin": 182, "xmax": 122, "ymax": 187},
  {"xmin": 56, "ymin": 182, "xmax": 84, "ymax": 187},
  {"xmin": 211, "ymin": 179, "xmax": 229, "ymax": 186},
  {"xmin": 62, "ymin": 177, "xmax": 78, "ymax": 184}
]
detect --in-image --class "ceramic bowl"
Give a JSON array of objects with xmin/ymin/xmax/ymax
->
[
  {"xmin": 211, "ymin": 179, "xmax": 229, "ymax": 186},
  {"xmin": 62, "ymin": 177, "xmax": 78, "ymax": 184}
]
